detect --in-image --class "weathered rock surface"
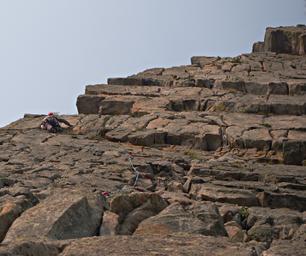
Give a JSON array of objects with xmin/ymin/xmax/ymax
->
[
  {"xmin": 224, "ymin": 221, "xmax": 245, "ymax": 242},
  {"xmin": 3, "ymin": 189, "xmax": 104, "ymax": 242},
  {"xmin": 262, "ymin": 240, "xmax": 306, "ymax": 256},
  {"xmin": 1, "ymin": 25, "xmax": 306, "ymax": 255},
  {"xmin": 135, "ymin": 202, "xmax": 227, "ymax": 236},
  {"xmin": 59, "ymin": 235, "xmax": 259, "ymax": 256},
  {"xmin": 108, "ymin": 192, "xmax": 168, "ymax": 235},
  {"xmin": 75, "ymin": 28, "xmax": 306, "ymax": 165},
  {"xmin": 0, "ymin": 240, "xmax": 66, "ymax": 256},
  {"xmin": 253, "ymin": 25, "xmax": 306, "ymax": 55},
  {"xmin": 0, "ymin": 195, "xmax": 35, "ymax": 242}
]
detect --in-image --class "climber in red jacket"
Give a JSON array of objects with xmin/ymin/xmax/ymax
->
[{"xmin": 40, "ymin": 112, "xmax": 73, "ymax": 133}]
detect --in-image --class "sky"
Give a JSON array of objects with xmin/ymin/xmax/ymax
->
[{"xmin": 0, "ymin": 0, "xmax": 305, "ymax": 127}]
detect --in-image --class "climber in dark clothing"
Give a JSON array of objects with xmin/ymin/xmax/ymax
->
[{"xmin": 40, "ymin": 112, "xmax": 73, "ymax": 133}]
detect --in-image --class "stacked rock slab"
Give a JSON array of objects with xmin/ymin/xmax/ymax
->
[
  {"xmin": 77, "ymin": 25, "xmax": 306, "ymax": 166},
  {"xmin": 0, "ymin": 26, "xmax": 306, "ymax": 255},
  {"xmin": 253, "ymin": 25, "xmax": 306, "ymax": 55}
]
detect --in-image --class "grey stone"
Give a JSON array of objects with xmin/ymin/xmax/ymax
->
[
  {"xmin": 135, "ymin": 202, "xmax": 227, "ymax": 237},
  {"xmin": 3, "ymin": 189, "xmax": 104, "ymax": 242}
]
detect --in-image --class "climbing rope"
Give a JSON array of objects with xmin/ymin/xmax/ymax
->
[
  {"xmin": 128, "ymin": 154, "xmax": 140, "ymax": 187},
  {"xmin": 102, "ymin": 153, "xmax": 140, "ymax": 199}
]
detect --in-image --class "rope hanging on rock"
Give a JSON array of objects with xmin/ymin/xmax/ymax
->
[{"xmin": 128, "ymin": 154, "xmax": 139, "ymax": 187}]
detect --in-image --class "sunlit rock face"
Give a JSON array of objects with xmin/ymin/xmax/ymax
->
[{"xmin": 1, "ymin": 25, "xmax": 306, "ymax": 256}]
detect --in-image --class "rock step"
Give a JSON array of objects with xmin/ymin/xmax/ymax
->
[
  {"xmin": 222, "ymin": 94, "xmax": 306, "ymax": 115},
  {"xmin": 215, "ymin": 80, "xmax": 288, "ymax": 95},
  {"xmin": 189, "ymin": 182, "xmax": 306, "ymax": 211},
  {"xmin": 168, "ymin": 94, "xmax": 306, "ymax": 116},
  {"xmin": 77, "ymin": 91, "xmax": 306, "ymax": 116},
  {"xmin": 103, "ymin": 36, "xmax": 306, "ymax": 106},
  {"xmin": 58, "ymin": 235, "xmax": 260, "ymax": 256},
  {"xmin": 107, "ymin": 77, "xmax": 306, "ymax": 96},
  {"xmin": 4, "ymin": 113, "xmax": 305, "ymax": 165},
  {"xmin": 72, "ymin": 112, "xmax": 306, "ymax": 165},
  {"xmin": 85, "ymin": 84, "xmax": 167, "ymax": 97},
  {"xmin": 253, "ymin": 25, "xmax": 306, "ymax": 55},
  {"xmin": 189, "ymin": 163, "xmax": 306, "ymax": 185},
  {"xmin": 108, "ymin": 76, "xmax": 176, "ymax": 87},
  {"xmin": 186, "ymin": 163, "xmax": 306, "ymax": 211}
]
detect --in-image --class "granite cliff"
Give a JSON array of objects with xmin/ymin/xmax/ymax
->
[{"xmin": 0, "ymin": 25, "xmax": 306, "ymax": 256}]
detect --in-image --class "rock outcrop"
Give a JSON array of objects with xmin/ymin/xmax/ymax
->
[
  {"xmin": 0, "ymin": 25, "xmax": 306, "ymax": 255},
  {"xmin": 253, "ymin": 25, "xmax": 306, "ymax": 55},
  {"xmin": 3, "ymin": 189, "xmax": 105, "ymax": 242},
  {"xmin": 134, "ymin": 202, "xmax": 227, "ymax": 236}
]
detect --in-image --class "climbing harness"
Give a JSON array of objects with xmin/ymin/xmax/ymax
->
[{"xmin": 128, "ymin": 154, "xmax": 140, "ymax": 187}]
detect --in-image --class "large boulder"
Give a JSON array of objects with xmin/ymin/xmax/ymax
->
[
  {"xmin": 134, "ymin": 202, "xmax": 227, "ymax": 236},
  {"xmin": 3, "ymin": 189, "xmax": 105, "ymax": 242},
  {"xmin": 0, "ymin": 195, "xmax": 34, "ymax": 242},
  {"xmin": 108, "ymin": 192, "xmax": 168, "ymax": 235},
  {"xmin": 246, "ymin": 207, "xmax": 304, "ymax": 239}
]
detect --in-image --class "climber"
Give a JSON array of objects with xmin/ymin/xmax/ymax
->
[{"xmin": 40, "ymin": 112, "xmax": 73, "ymax": 133}]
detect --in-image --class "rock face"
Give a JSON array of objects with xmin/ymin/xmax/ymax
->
[
  {"xmin": 0, "ymin": 195, "xmax": 35, "ymax": 242},
  {"xmin": 58, "ymin": 235, "xmax": 259, "ymax": 256},
  {"xmin": 262, "ymin": 240, "xmax": 306, "ymax": 256},
  {"xmin": 76, "ymin": 26, "xmax": 306, "ymax": 165},
  {"xmin": 253, "ymin": 25, "xmax": 306, "ymax": 55},
  {"xmin": 106, "ymin": 192, "xmax": 168, "ymax": 235},
  {"xmin": 3, "ymin": 189, "xmax": 104, "ymax": 242},
  {"xmin": 1, "ymin": 25, "xmax": 306, "ymax": 255},
  {"xmin": 135, "ymin": 202, "xmax": 227, "ymax": 236}
]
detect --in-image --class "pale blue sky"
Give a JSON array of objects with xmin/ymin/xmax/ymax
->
[{"xmin": 0, "ymin": 0, "xmax": 305, "ymax": 127}]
